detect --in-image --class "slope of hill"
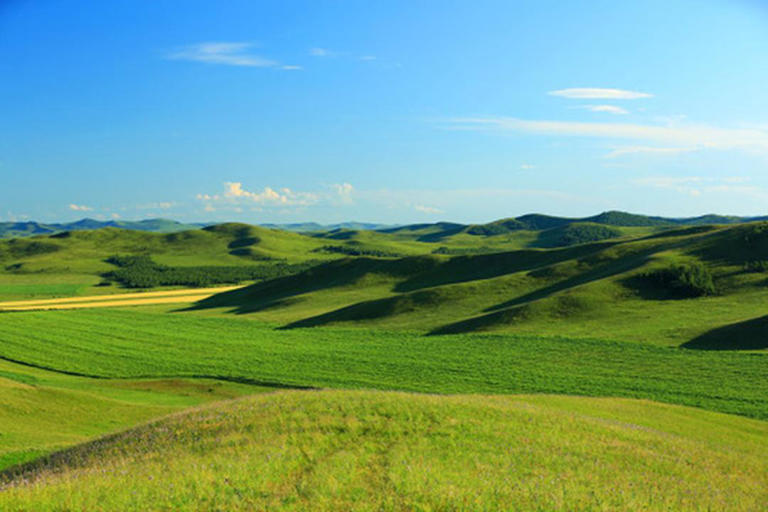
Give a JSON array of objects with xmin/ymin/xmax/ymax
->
[
  {"xmin": 5, "ymin": 209, "xmax": 766, "ymax": 242},
  {"xmin": 379, "ymin": 210, "xmax": 768, "ymax": 239},
  {"xmin": 0, "ymin": 357, "xmax": 265, "ymax": 471},
  {"xmin": 0, "ymin": 225, "xmax": 334, "ymax": 299},
  {"xmin": 189, "ymin": 222, "xmax": 768, "ymax": 348},
  {"xmin": 2, "ymin": 390, "xmax": 766, "ymax": 511}
]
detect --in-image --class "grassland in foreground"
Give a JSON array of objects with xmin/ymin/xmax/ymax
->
[
  {"xmin": 0, "ymin": 307, "xmax": 765, "ymax": 420},
  {"xmin": 0, "ymin": 357, "xmax": 269, "ymax": 470},
  {"xmin": 2, "ymin": 390, "xmax": 767, "ymax": 511}
]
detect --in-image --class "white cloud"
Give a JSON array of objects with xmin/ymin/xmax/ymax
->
[
  {"xmin": 415, "ymin": 205, "xmax": 444, "ymax": 214},
  {"xmin": 446, "ymin": 117, "xmax": 768, "ymax": 154},
  {"xmin": 520, "ymin": 163, "xmax": 535, "ymax": 170},
  {"xmin": 167, "ymin": 42, "xmax": 277, "ymax": 67},
  {"xmin": 223, "ymin": 182, "xmax": 317, "ymax": 205},
  {"xmin": 548, "ymin": 88, "xmax": 653, "ymax": 100},
  {"xmin": 633, "ymin": 176, "xmax": 764, "ymax": 199},
  {"xmin": 309, "ymin": 47, "xmax": 332, "ymax": 57},
  {"xmin": 604, "ymin": 146, "xmax": 697, "ymax": 158},
  {"xmin": 196, "ymin": 182, "xmax": 355, "ymax": 211},
  {"xmin": 634, "ymin": 176, "xmax": 705, "ymax": 196},
  {"xmin": 360, "ymin": 55, "xmax": 377, "ymax": 61},
  {"xmin": 281, "ymin": 65, "xmax": 303, "ymax": 71},
  {"xmin": 331, "ymin": 183, "xmax": 354, "ymax": 203},
  {"xmin": 136, "ymin": 202, "xmax": 175, "ymax": 210},
  {"xmin": 580, "ymin": 105, "xmax": 629, "ymax": 115},
  {"xmin": 68, "ymin": 204, "xmax": 92, "ymax": 211}
]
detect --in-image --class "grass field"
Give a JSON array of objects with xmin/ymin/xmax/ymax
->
[
  {"xmin": 0, "ymin": 357, "xmax": 268, "ymax": 471},
  {"xmin": 0, "ymin": 307, "xmax": 765, "ymax": 419},
  {"xmin": 2, "ymin": 390, "xmax": 767, "ymax": 511},
  {"xmin": 2, "ymin": 221, "xmax": 768, "ymax": 509}
]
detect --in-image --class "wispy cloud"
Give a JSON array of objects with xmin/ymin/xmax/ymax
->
[
  {"xmin": 330, "ymin": 183, "xmax": 354, "ymax": 204},
  {"xmin": 579, "ymin": 105, "xmax": 629, "ymax": 115},
  {"xmin": 68, "ymin": 204, "xmax": 92, "ymax": 211},
  {"xmin": 167, "ymin": 42, "xmax": 277, "ymax": 67},
  {"xmin": 135, "ymin": 202, "xmax": 175, "ymax": 210},
  {"xmin": 634, "ymin": 176, "xmax": 706, "ymax": 196},
  {"xmin": 520, "ymin": 163, "xmax": 535, "ymax": 170},
  {"xmin": 196, "ymin": 182, "xmax": 355, "ymax": 211},
  {"xmin": 309, "ymin": 47, "xmax": 379, "ymax": 62},
  {"xmin": 309, "ymin": 47, "xmax": 333, "ymax": 57},
  {"xmin": 604, "ymin": 146, "xmax": 696, "ymax": 158},
  {"xmin": 446, "ymin": 117, "xmax": 768, "ymax": 154},
  {"xmin": 549, "ymin": 88, "xmax": 653, "ymax": 100},
  {"xmin": 414, "ymin": 205, "xmax": 444, "ymax": 214},
  {"xmin": 633, "ymin": 176, "xmax": 763, "ymax": 198}
]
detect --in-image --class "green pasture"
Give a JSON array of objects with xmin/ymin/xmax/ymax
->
[
  {"xmin": 0, "ymin": 308, "xmax": 765, "ymax": 419},
  {"xmin": 2, "ymin": 390, "xmax": 766, "ymax": 511}
]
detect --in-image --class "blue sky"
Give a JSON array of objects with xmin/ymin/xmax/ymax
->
[{"xmin": 2, "ymin": 0, "xmax": 768, "ymax": 224}]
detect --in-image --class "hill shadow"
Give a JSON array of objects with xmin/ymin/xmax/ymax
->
[
  {"xmin": 681, "ymin": 316, "xmax": 768, "ymax": 350},
  {"xmin": 482, "ymin": 247, "xmax": 656, "ymax": 313},
  {"xmin": 281, "ymin": 288, "xmax": 450, "ymax": 329},
  {"xmin": 428, "ymin": 306, "xmax": 526, "ymax": 335},
  {"xmin": 185, "ymin": 256, "xmax": 440, "ymax": 314},
  {"xmin": 394, "ymin": 241, "xmax": 619, "ymax": 293}
]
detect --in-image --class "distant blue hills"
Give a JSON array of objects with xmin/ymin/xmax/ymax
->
[{"xmin": 1, "ymin": 211, "xmax": 766, "ymax": 238}]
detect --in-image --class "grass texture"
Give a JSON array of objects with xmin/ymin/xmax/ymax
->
[
  {"xmin": 0, "ymin": 308, "xmax": 765, "ymax": 419},
  {"xmin": 2, "ymin": 390, "xmax": 767, "ymax": 511}
]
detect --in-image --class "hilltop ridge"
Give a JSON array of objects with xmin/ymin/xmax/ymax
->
[{"xmin": 4, "ymin": 210, "xmax": 768, "ymax": 239}]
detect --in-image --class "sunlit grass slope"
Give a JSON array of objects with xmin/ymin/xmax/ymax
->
[
  {"xmin": 0, "ymin": 358, "xmax": 268, "ymax": 470},
  {"xmin": 193, "ymin": 222, "xmax": 768, "ymax": 348},
  {"xmin": 1, "ymin": 308, "xmax": 766, "ymax": 418},
  {"xmin": 0, "ymin": 218, "xmax": 668, "ymax": 300},
  {"xmin": 2, "ymin": 390, "xmax": 767, "ymax": 511}
]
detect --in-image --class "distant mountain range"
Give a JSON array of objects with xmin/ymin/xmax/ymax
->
[
  {"xmin": 1, "ymin": 211, "xmax": 767, "ymax": 239},
  {"xmin": 380, "ymin": 211, "xmax": 768, "ymax": 238},
  {"xmin": 0, "ymin": 219, "xmax": 205, "ymax": 238}
]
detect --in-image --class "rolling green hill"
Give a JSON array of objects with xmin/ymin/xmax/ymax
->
[
  {"xmin": 1, "ymin": 308, "xmax": 765, "ymax": 418},
  {"xmin": 190, "ymin": 222, "xmax": 768, "ymax": 349},
  {"xmin": 4, "ymin": 217, "xmax": 768, "ymax": 349},
  {"xmin": 2, "ymin": 215, "xmax": 768, "ymax": 509},
  {"xmin": 0, "ymin": 224, "xmax": 351, "ymax": 299},
  {"xmin": 2, "ymin": 390, "xmax": 767, "ymax": 511},
  {"xmin": 0, "ymin": 357, "xmax": 266, "ymax": 471}
]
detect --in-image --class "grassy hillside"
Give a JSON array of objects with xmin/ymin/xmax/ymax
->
[
  {"xmin": 0, "ymin": 358, "xmax": 266, "ymax": 471},
  {"xmin": 2, "ymin": 390, "xmax": 767, "ymax": 511},
  {"xmin": 1, "ymin": 214, "xmax": 767, "ymax": 509},
  {"xmin": 186, "ymin": 222, "xmax": 768, "ymax": 348},
  {"xmin": 0, "ymin": 218, "xmax": 662, "ymax": 300},
  {"xmin": 0, "ymin": 224, "xmax": 341, "ymax": 299},
  {"xmin": 0, "ymin": 307, "xmax": 765, "ymax": 418},
  {"xmin": 5, "ymin": 220, "xmax": 768, "ymax": 347}
]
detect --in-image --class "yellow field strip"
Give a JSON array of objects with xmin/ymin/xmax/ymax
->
[
  {"xmin": 0, "ymin": 286, "xmax": 243, "ymax": 308},
  {"xmin": 0, "ymin": 294, "xmax": 219, "ymax": 311}
]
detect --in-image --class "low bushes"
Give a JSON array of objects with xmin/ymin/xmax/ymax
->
[
  {"xmin": 644, "ymin": 261, "xmax": 716, "ymax": 298},
  {"xmin": 104, "ymin": 255, "xmax": 317, "ymax": 288}
]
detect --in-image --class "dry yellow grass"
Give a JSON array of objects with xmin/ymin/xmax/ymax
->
[{"xmin": 0, "ymin": 286, "xmax": 243, "ymax": 311}]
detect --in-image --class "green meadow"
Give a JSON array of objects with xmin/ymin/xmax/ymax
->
[
  {"xmin": 0, "ymin": 308, "xmax": 766, "ymax": 419},
  {"xmin": 1, "ymin": 216, "xmax": 767, "ymax": 509},
  {"xmin": 3, "ymin": 391, "xmax": 767, "ymax": 511}
]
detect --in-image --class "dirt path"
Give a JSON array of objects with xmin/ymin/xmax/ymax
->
[{"xmin": 0, "ymin": 286, "xmax": 244, "ymax": 311}]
